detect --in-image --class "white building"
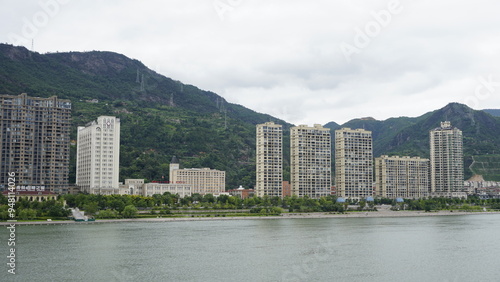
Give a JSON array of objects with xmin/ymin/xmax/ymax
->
[
  {"xmin": 119, "ymin": 179, "xmax": 145, "ymax": 195},
  {"xmin": 430, "ymin": 121, "xmax": 464, "ymax": 195},
  {"xmin": 118, "ymin": 179, "xmax": 192, "ymax": 198},
  {"xmin": 335, "ymin": 128, "xmax": 373, "ymax": 199},
  {"xmin": 255, "ymin": 122, "xmax": 283, "ymax": 197},
  {"xmin": 142, "ymin": 183, "xmax": 192, "ymax": 198},
  {"xmin": 76, "ymin": 116, "xmax": 120, "ymax": 194},
  {"xmin": 290, "ymin": 124, "xmax": 332, "ymax": 198}
]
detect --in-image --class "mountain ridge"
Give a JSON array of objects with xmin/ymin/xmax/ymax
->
[{"xmin": 1, "ymin": 43, "xmax": 500, "ymax": 183}]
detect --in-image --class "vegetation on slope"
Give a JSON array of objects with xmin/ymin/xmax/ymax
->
[
  {"xmin": 2, "ymin": 43, "xmax": 500, "ymax": 185},
  {"xmin": 0, "ymin": 43, "xmax": 290, "ymax": 188}
]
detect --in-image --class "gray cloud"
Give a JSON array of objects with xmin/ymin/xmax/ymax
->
[{"xmin": 1, "ymin": 0, "xmax": 500, "ymax": 125}]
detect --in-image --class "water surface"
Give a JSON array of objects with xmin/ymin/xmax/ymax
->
[{"xmin": 2, "ymin": 214, "xmax": 499, "ymax": 281}]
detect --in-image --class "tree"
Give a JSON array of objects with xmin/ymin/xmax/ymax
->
[
  {"xmin": 122, "ymin": 205, "xmax": 138, "ymax": 218},
  {"xmin": 359, "ymin": 200, "xmax": 367, "ymax": 210},
  {"xmin": 96, "ymin": 209, "xmax": 119, "ymax": 219},
  {"xmin": 0, "ymin": 193, "xmax": 8, "ymax": 205},
  {"xmin": 83, "ymin": 202, "xmax": 99, "ymax": 216},
  {"xmin": 47, "ymin": 205, "xmax": 69, "ymax": 218},
  {"xmin": 203, "ymin": 194, "xmax": 215, "ymax": 203},
  {"xmin": 217, "ymin": 194, "xmax": 229, "ymax": 204}
]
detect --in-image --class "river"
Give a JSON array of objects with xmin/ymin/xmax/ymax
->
[{"xmin": 2, "ymin": 214, "xmax": 499, "ymax": 281}]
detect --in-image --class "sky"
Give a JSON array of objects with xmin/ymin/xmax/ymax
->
[{"xmin": 1, "ymin": 0, "xmax": 500, "ymax": 125}]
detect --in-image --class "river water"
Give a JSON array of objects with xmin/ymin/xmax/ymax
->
[{"xmin": 2, "ymin": 214, "xmax": 500, "ymax": 281}]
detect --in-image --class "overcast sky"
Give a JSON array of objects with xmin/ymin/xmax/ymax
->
[{"xmin": 2, "ymin": 0, "xmax": 500, "ymax": 125}]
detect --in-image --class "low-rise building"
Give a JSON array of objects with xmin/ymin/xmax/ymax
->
[
  {"xmin": 118, "ymin": 179, "xmax": 192, "ymax": 198},
  {"xmin": 169, "ymin": 156, "xmax": 225, "ymax": 195},
  {"xmin": 143, "ymin": 182, "xmax": 192, "ymax": 198},
  {"xmin": 228, "ymin": 186, "xmax": 255, "ymax": 199}
]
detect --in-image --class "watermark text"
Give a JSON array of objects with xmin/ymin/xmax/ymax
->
[
  {"xmin": 7, "ymin": 0, "xmax": 71, "ymax": 47},
  {"xmin": 213, "ymin": 0, "xmax": 243, "ymax": 21},
  {"xmin": 6, "ymin": 172, "xmax": 16, "ymax": 275},
  {"xmin": 340, "ymin": 0, "xmax": 403, "ymax": 62}
]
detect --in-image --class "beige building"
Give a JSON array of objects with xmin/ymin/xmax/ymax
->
[
  {"xmin": 375, "ymin": 155, "xmax": 430, "ymax": 199},
  {"xmin": 335, "ymin": 128, "xmax": 373, "ymax": 199},
  {"xmin": 255, "ymin": 122, "xmax": 283, "ymax": 197},
  {"xmin": 119, "ymin": 179, "xmax": 192, "ymax": 198},
  {"xmin": 290, "ymin": 124, "xmax": 331, "ymax": 198},
  {"xmin": 119, "ymin": 179, "xmax": 145, "ymax": 195},
  {"xmin": 430, "ymin": 121, "xmax": 464, "ymax": 195},
  {"xmin": 0, "ymin": 93, "xmax": 71, "ymax": 194},
  {"xmin": 143, "ymin": 182, "xmax": 192, "ymax": 198},
  {"xmin": 169, "ymin": 156, "xmax": 225, "ymax": 195},
  {"xmin": 76, "ymin": 116, "xmax": 120, "ymax": 195}
]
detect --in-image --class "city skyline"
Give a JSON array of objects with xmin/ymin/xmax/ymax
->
[{"xmin": 0, "ymin": 94, "xmax": 479, "ymax": 199}]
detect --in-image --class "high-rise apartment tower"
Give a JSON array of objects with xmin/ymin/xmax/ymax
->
[
  {"xmin": 430, "ymin": 121, "xmax": 463, "ymax": 194},
  {"xmin": 375, "ymin": 155, "xmax": 430, "ymax": 199},
  {"xmin": 335, "ymin": 128, "xmax": 373, "ymax": 199},
  {"xmin": 0, "ymin": 93, "xmax": 71, "ymax": 193},
  {"xmin": 256, "ymin": 122, "xmax": 283, "ymax": 197},
  {"xmin": 76, "ymin": 116, "xmax": 120, "ymax": 194},
  {"xmin": 290, "ymin": 124, "xmax": 331, "ymax": 198}
]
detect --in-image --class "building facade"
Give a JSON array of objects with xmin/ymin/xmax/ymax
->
[
  {"xmin": 282, "ymin": 181, "xmax": 291, "ymax": 197},
  {"xmin": 290, "ymin": 124, "xmax": 331, "ymax": 198},
  {"xmin": 142, "ymin": 182, "xmax": 192, "ymax": 198},
  {"xmin": 430, "ymin": 121, "xmax": 464, "ymax": 194},
  {"xmin": 375, "ymin": 155, "xmax": 430, "ymax": 199},
  {"xmin": 119, "ymin": 179, "xmax": 145, "ymax": 195},
  {"xmin": 255, "ymin": 122, "xmax": 283, "ymax": 197},
  {"xmin": 76, "ymin": 116, "xmax": 120, "ymax": 194},
  {"xmin": 335, "ymin": 128, "xmax": 373, "ymax": 199},
  {"xmin": 169, "ymin": 157, "xmax": 225, "ymax": 195},
  {"xmin": 118, "ymin": 179, "xmax": 192, "ymax": 198},
  {"xmin": 0, "ymin": 93, "xmax": 71, "ymax": 193},
  {"xmin": 228, "ymin": 186, "xmax": 255, "ymax": 199}
]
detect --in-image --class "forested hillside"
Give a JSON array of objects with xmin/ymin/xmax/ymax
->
[
  {"xmin": 2, "ymin": 43, "xmax": 500, "ymax": 186},
  {"xmin": 0, "ymin": 43, "xmax": 291, "ymax": 188}
]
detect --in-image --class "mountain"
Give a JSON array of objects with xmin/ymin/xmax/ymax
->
[
  {"xmin": 2, "ymin": 43, "xmax": 500, "ymax": 186},
  {"xmin": 324, "ymin": 115, "xmax": 428, "ymax": 157},
  {"xmin": 326, "ymin": 103, "xmax": 500, "ymax": 180},
  {"xmin": 0, "ymin": 43, "xmax": 292, "ymax": 188},
  {"xmin": 483, "ymin": 109, "xmax": 500, "ymax": 117}
]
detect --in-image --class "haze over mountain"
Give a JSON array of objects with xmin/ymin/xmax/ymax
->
[{"xmin": 1, "ymin": 43, "xmax": 499, "ymax": 184}]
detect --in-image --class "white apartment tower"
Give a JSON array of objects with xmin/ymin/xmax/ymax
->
[
  {"xmin": 335, "ymin": 128, "xmax": 373, "ymax": 199},
  {"xmin": 76, "ymin": 116, "xmax": 120, "ymax": 194},
  {"xmin": 256, "ymin": 122, "xmax": 283, "ymax": 197},
  {"xmin": 430, "ymin": 121, "xmax": 464, "ymax": 194},
  {"xmin": 375, "ymin": 155, "xmax": 430, "ymax": 199},
  {"xmin": 290, "ymin": 124, "xmax": 331, "ymax": 198}
]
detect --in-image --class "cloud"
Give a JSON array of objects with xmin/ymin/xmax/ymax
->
[{"xmin": 1, "ymin": 0, "xmax": 500, "ymax": 125}]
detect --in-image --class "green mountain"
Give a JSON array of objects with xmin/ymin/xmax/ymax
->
[
  {"xmin": 0, "ymin": 43, "xmax": 292, "ymax": 189},
  {"xmin": 326, "ymin": 103, "xmax": 500, "ymax": 180},
  {"xmin": 483, "ymin": 109, "xmax": 500, "ymax": 117},
  {"xmin": 2, "ymin": 43, "xmax": 500, "ymax": 187}
]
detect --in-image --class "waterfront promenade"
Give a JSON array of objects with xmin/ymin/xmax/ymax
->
[{"xmin": 2, "ymin": 209, "xmax": 500, "ymax": 225}]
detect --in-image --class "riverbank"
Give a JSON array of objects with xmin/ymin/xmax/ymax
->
[{"xmin": 2, "ymin": 209, "xmax": 500, "ymax": 225}]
